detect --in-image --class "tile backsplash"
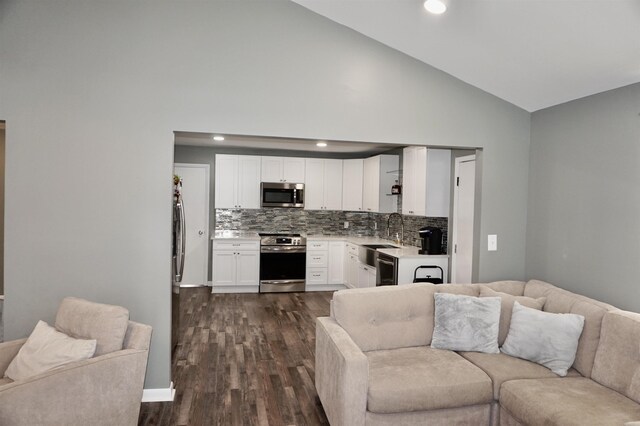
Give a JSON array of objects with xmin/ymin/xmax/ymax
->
[{"xmin": 215, "ymin": 209, "xmax": 448, "ymax": 252}]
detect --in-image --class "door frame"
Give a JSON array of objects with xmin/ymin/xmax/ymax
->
[
  {"xmin": 174, "ymin": 163, "xmax": 210, "ymax": 287},
  {"xmin": 451, "ymin": 154, "xmax": 476, "ymax": 283}
]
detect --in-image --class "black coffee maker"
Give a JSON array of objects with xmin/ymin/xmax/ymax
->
[{"xmin": 418, "ymin": 226, "xmax": 442, "ymax": 255}]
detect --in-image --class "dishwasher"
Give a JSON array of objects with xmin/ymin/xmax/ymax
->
[{"xmin": 376, "ymin": 252, "xmax": 398, "ymax": 286}]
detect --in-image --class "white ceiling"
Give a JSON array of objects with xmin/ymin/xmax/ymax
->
[
  {"xmin": 293, "ymin": 0, "xmax": 640, "ymax": 112},
  {"xmin": 174, "ymin": 132, "xmax": 402, "ymax": 155}
]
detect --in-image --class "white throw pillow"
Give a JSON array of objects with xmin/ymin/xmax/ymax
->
[
  {"xmin": 501, "ymin": 302, "xmax": 585, "ymax": 376},
  {"xmin": 479, "ymin": 287, "xmax": 546, "ymax": 346},
  {"xmin": 4, "ymin": 320, "xmax": 97, "ymax": 381},
  {"xmin": 431, "ymin": 293, "xmax": 501, "ymax": 353}
]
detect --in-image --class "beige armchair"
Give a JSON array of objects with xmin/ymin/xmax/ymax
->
[{"xmin": 0, "ymin": 297, "xmax": 152, "ymax": 426}]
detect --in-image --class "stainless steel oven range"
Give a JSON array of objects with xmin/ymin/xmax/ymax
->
[{"xmin": 259, "ymin": 233, "xmax": 306, "ymax": 293}]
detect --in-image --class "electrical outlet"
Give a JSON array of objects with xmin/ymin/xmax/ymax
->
[
  {"xmin": 374, "ymin": 222, "xmax": 377, "ymax": 230},
  {"xmin": 488, "ymin": 234, "xmax": 498, "ymax": 251},
  {"xmin": 344, "ymin": 221, "xmax": 349, "ymax": 229}
]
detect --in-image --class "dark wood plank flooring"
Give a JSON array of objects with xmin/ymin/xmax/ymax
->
[{"xmin": 139, "ymin": 288, "xmax": 332, "ymax": 426}]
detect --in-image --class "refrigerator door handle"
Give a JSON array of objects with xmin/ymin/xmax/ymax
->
[{"xmin": 175, "ymin": 198, "xmax": 186, "ymax": 282}]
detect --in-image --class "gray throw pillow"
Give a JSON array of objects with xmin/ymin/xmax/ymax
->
[
  {"xmin": 479, "ymin": 286, "xmax": 546, "ymax": 346},
  {"xmin": 501, "ymin": 301, "xmax": 585, "ymax": 376},
  {"xmin": 431, "ymin": 293, "xmax": 501, "ymax": 353}
]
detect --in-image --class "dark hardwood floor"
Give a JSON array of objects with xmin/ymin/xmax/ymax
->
[{"xmin": 139, "ymin": 288, "xmax": 332, "ymax": 426}]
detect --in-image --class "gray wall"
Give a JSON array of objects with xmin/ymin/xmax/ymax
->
[
  {"xmin": 0, "ymin": 124, "xmax": 4, "ymax": 295},
  {"xmin": 527, "ymin": 83, "xmax": 640, "ymax": 311},
  {"xmin": 1, "ymin": 0, "xmax": 530, "ymax": 389}
]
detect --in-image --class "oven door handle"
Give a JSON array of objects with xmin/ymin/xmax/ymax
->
[
  {"xmin": 377, "ymin": 258, "xmax": 396, "ymax": 267},
  {"xmin": 260, "ymin": 246, "xmax": 307, "ymax": 253}
]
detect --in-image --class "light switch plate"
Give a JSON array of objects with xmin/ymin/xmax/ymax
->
[
  {"xmin": 344, "ymin": 221, "xmax": 349, "ymax": 229},
  {"xmin": 488, "ymin": 234, "xmax": 497, "ymax": 251}
]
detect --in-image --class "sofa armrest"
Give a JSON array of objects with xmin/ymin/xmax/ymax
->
[
  {"xmin": 315, "ymin": 317, "xmax": 368, "ymax": 426},
  {"xmin": 0, "ymin": 348, "xmax": 149, "ymax": 426},
  {"xmin": 0, "ymin": 339, "xmax": 27, "ymax": 376}
]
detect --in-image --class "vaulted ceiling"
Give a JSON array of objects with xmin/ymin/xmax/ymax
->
[{"xmin": 293, "ymin": 0, "xmax": 640, "ymax": 112}]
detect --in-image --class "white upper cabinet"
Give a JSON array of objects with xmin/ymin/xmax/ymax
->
[
  {"xmin": 214, "ymin": 155, "xmax": 238, "ymax": 209},
  {"xmin": 261, "ymin": 156, "xmax": 305, "ymax": 183},
  {"xmin": 304, "ymin": 158, "xmax": 343, "ymax": 210},
  {"xmin": 402, "ymin": 147, "xmax": 451, "ymax": 217},
  {"xmin": 237, "ymin": 156, "xmax": 262, "ymax": 209},
  {"xmin": 323, "ymin": 160, "xmax": 343, "ymax": 210},
  {"xmin": 363, "ymin": 155, "xmax": 399, "ymax": 213},
  {"xmin": 342, "ymin": 159, "xmax": 364, "ymax": 212},
  {"xmin": 304, "ymin": 159, "xmax": 324, "ymax": 210},
  {"xmin": 215, "ymin": 154, "xmax": 261, "ymax": 209}
]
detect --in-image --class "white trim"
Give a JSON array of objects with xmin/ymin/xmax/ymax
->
[
  {"xmin": 211, "ymin": 285, "xmax": 260, "ymax": 294},
  {"xmin": 142, "ymin": 381, "xmax": 175, "ymax": 402},
  {"xmin": 451, "ymin": 154, "xmax": 476, "ymax": 283},
  {"xmin": 306, "ymin": 284, "xmax": 346, "ymax": 292}
]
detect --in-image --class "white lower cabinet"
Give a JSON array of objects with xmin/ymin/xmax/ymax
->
[
  {"xmin": 345, "ymin": 254, "xmax": 358, "ymax": 288},
  {"xmin": 328, "ymin": 242, "xmax": 345, "ymax": 285},
  {"xmin": 344, "ymin": 243, "xmax": 359, "ymax": 289},
  {"xmin": 358, "ymin": 263, "xmax": 377, "ymax": 288},
  {"xmin": 211, "ymin": 239, "xmax": 259, "ymax": 292},
  {"xmin": 306, "ymin": 239, "xmax": 346, "ymax": 291}
]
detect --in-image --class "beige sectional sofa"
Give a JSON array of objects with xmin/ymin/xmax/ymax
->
[{"xmin": 315, "ymin": 280, "xmax": 640, "ymax": 425}]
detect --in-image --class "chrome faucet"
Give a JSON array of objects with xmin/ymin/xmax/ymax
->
[{"xmin": 386, "ymin": 213, "xmax": 404, "ymax": 245}]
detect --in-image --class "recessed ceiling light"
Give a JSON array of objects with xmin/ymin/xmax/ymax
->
[
  {"xmin": 424, "ymin": 0, "xmax": 446, "ymax": 14},
  {"xmin": 316, "ymin": 142, "xmax": 327, "ymax": 147},
  {"xmin": 213, "ymin": 135, "xmax": 225, "ymax": 141}
]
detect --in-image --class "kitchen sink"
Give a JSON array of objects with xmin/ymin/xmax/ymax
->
[
  {"xmin": 359, "ymin": 244, "xmax": 399, "ymax": 267},
  {"xmin": 361, "ymin": 244, "xmax": 398, "ymax": 249}
]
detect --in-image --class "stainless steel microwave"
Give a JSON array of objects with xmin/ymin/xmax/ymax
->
[{"xmin": 261, "ymin": 182, "xmax": 304, "ymax": 208}]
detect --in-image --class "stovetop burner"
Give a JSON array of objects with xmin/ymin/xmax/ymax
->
[{"xmin": 259, "ymin": 232, "xmax": 306, "ymax": 247}]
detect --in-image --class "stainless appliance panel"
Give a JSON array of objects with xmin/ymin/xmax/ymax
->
[
  {"xmin": 259, "ymin": 280, "xmax": 305, "ymax": 293},
  {"xmin": 259, "ymin": 232, "xmax": 307, "ymax": 293},
  {"xmin": 376, "ymin": 252, "xmax": 398, "ymax": 286},
  {"xmin": 261, "ymin": 182, "xmax": 304, "ymax": 208}
]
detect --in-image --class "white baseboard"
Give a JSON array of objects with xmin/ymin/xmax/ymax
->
[
  {"xmin": 306, "ymin": 284, "xmax": 346, "ymax": 292},
  {"xmin": 142, "ymin": 381, "xmax": 175, "ymax": 402},
  {"xmin": 211, "ymin": 285, "xmax": 260, "ymax": 293}
]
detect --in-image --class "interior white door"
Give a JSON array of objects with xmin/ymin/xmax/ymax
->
[
  {"xmin": 174, "ymin": 163, "xmax": 209, "ymax": 286},
  {"xmin": 451, "ymin": 156, "xmax": 476, "ymax": 283}
]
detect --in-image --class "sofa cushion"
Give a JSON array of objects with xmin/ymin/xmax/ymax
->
[
  {"xmin": 523, "ymin": 280, "xmax": 615, "ymax": 377},
  {"xmin": 501, "ymin": 302, "xmax": 584, "ymax": 376},
  {"xmin": 435, "ymin": 283, "xmax": 481, "ymax": 296},
  {"xmin": 459, "ymin": 351, "xmax": 581, "ymax": 399},
  {"xmin": 0, "ymin": 377, "xmax": 13, "ymax": 387},
  {"xmin": 592, "ymin": 310, "xmax": 640, "ymax": 404},
  {"xmin": 366, "ymin": 346, "xmax": 493, "ymax": 413},
  {"xmin": 4, "ymin": 321, "xmax": 97, "ymax": 381},
  {"xmin": 500, "ymin": 377, "xmax": 640, "ymax": 425},
  {"xmin": 431, "ymin": 293, "xmax": 501, "ymax": 353},
  {"xmin": 55, "ymin": 297, "xmax": 129, "ymax": 356},
  {"xmin": 332, "ymin": 284, "xmax": 436, "ymax": 351},
  {"xmin": 479, "ymin": 287, "xmax": 546, "ymax": 345},
  {"xmin": 482, "ymin": 280, "xmax": 526, "ymax": 296}
]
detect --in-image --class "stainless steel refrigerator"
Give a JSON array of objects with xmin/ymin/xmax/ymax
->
[{"xmin": 172, "ymin": 183, "xmax": 185, "ymax": 350}]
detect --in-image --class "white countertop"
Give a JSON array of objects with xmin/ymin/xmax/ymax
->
[
  {"xmin": 212, "ymin": 231, "xmax": 448, "ymax": 259},
  {"xmin": 306, "ymin": 235, "xmax": 449, "ymax": 258},
  {"xmin": 211, "ymin": 230, "xmax": 259, "ymax": 240}
]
